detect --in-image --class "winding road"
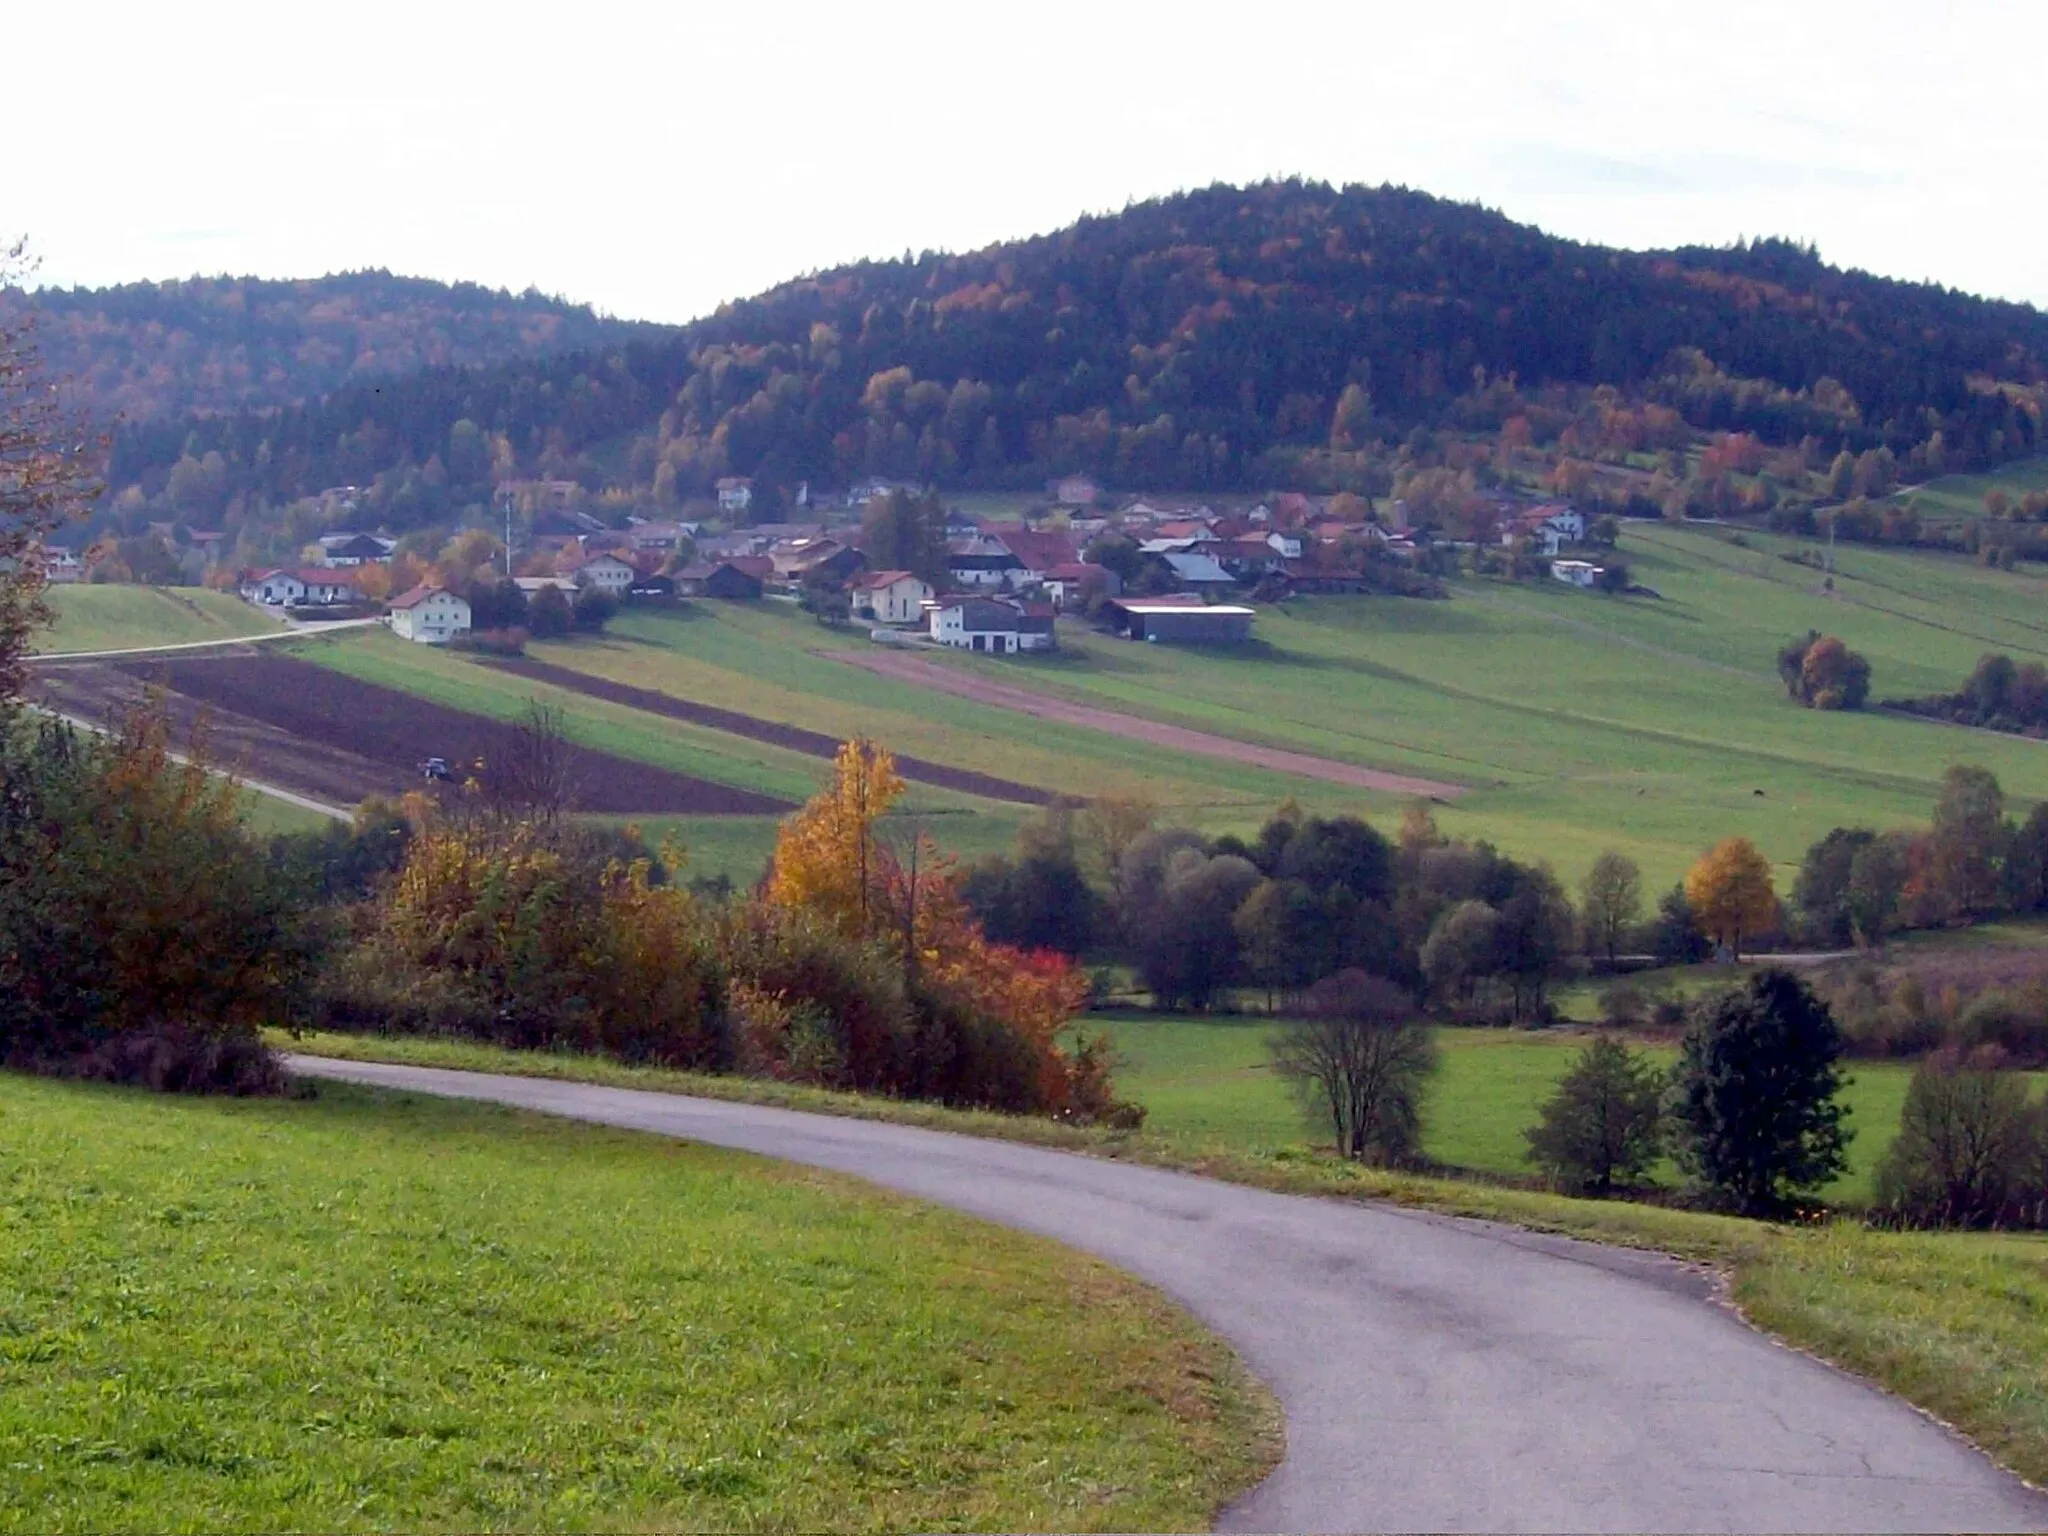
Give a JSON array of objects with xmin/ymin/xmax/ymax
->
[{"xmin": 289, "ymin": 1056, "xmax": 2048, "ymax": 1534}]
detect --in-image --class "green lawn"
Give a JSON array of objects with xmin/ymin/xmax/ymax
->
[
  {"xmin": 0, "ymin": 1073, "xmax": 1274, "ymax": 1532},
  {"xmin": 1083, "ymin": 1011, "xmax": 1944, "ymax": 1204},
  {"xmin": 34, "ymin": 587, "xmax": 283, "ymax": 655}
]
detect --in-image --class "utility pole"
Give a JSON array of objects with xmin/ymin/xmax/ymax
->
[{"xmin": 503, "ymin": 492, "xmax": 515, "ymax": 578}]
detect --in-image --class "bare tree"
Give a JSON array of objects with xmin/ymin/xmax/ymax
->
[
  {"xmin": 1269, "ymin": 971, "xmax": 1438, "ymax": 1164},
  {"xmin": 486, "ymin": 701, "xmax": 581, "ymax": 824},
  {"xmin": 1, "ymin": 241, "xmax": 99, "ymax": 704}
]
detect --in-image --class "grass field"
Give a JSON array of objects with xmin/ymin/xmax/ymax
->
[
  {"xmin": 285, "ymin": 523, "xmax": 2048, "ymax": 891},
  {"xmin": 1082, "ymin": 1012, "xmax": 1939, "ymax": 1203},
  {"xmin": 0, "ymin": 1072, "xmax": 1274, "ymax": 1532},
  {"xmin": 1880, "ymin": 454, "xmax": 2048, "ymax": 522},
  {"xmin": 34, "ymin": 586, "xmax": 283, "ymax": 654},
  {"xmin": 280, "ymin": 1029, "xmax": 2048, "ymax": 1491}
]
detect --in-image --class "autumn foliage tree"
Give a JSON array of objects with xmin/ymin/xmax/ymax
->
[
  {"xmin": 1685, "ymin": 837, "xmax": 1779, "ymax": 959},
  {"xmin": 1, "ymin": 242, "xmax": 98, "ymax": 702},
  {"xmin": 763, "ymin": 736, "xmax": 1128, "ymax": 1121}
]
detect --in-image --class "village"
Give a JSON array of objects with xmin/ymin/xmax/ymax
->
[{"xmin": 36, "ymin": 470, "xmax": 1615, "ymax": 653}]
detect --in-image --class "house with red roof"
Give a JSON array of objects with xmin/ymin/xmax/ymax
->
[{"xmin": 849, "ymin": 569, "xmax": 934, "ymax": 625}]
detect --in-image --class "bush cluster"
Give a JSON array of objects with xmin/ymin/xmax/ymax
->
[{"xmin": 0, "ymin": 710, "xmax": 304, "ymax": 1092}]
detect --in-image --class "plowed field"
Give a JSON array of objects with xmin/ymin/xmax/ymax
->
[{"xmin": 32, "ymin": 652, "xmax": 791, "ymax": 816}]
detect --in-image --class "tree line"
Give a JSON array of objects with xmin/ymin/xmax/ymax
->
[{"xmin": 90, "ymin": 182, "xmax": 2047, "ymax": 545}]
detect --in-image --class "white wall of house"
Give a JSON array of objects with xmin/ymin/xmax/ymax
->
[
  {"xmin": 390, "ymin": 591, "xmax": 473, "ymax": 642},
  {"xmin": 858, "ymin": 576, "xmax": 933, "ymax": 624}
]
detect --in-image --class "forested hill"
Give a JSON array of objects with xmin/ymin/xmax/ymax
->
[
  {"xmin": 8, "ymin": 271, "xmax": 660, "ymax": 422},
  {"xmin": 104, "ymin": 181, "xmax": 2048, "ymax": 528}
]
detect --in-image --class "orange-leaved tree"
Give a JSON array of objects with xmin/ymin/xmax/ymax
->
[
  {"xmin": 763, "ymin": 738, "xmax": 1129, "ymax": 1121},
  {"xmin": 1685, "ymin": 837, "xmax": 1779, "ymax": 959},
  {"xmin": 766, "ymin": 736, "xmax": 906, "ymax": 937}
]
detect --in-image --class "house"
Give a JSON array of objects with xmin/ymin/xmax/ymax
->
[
  {"xmin": 1503, "ymin": 506, "xmax": 1587, "ymax": 557},
  {"xmin": 241, "ymin": 568, "xmax": 363, "ymax": 607},
  {"xmin": 930, "ymin": 596, "xmax": 1057, "ymax": 654},
  {"xmin": 566, "ymin": 553, "xmax": 636, "ymax": 597},
  {"xmin": 1155, "ymin": 550, "xmax": 1240, "ymax": 589},
  {"xmin": 848, "ymin": 476, "xmax": 912, "ymax": 507},
  {"xmin": 1552, "ymin": 559, "xmax": 1606, "ymax": 589},
  {"xmin": 1153, "ymin": 519, "xmax": 1220, "ymax": 543},
  {"xmin": 1040, "ymin": 561, "xmax": 1119, "ymax": 609},
  {"xmin": 1220, "ymin": 535, "xmax": 1286, "ymax": 578},
  {"xmin": 40, "ymin": 545, "xmax": 82, "ymax": 584},
  {"xmin": 1104, "ymin": 598, "xmax": 1255, "ymax": 644},
  {"xmin": 514, "ymin": 576, "xmax": 581, "ymax": 602},
  {"xmin": 979, "ymin": 524, "xmax": 1078, "ymax": 586},
  {"xmin": 622, "ymin": 520, "xmax": 697, "ymax": 553},
  {"xmin": 771, "ymin": 537, "xmax": 864, "ymax": 585},
  {"xmin": 674, "ymin": 559, "xmax": 767, "ymax": 600},
  {"xmin": 850, "ymin": 570, "xmax": 934, "ymax": 625},
  {"xmin": 1049, "ymin": 474, "xmax": 1100, "ymax": 506},
  {"xmin": 716, "ymin": 476, "xmax": 754, "ymax": 514},
  {"xmin": 946, "ymin": 534, "xmax": 1025, "ymax": 589},
  {"xmin": 387, "ymin": 584, "xmax": 473, "ymax": 643},
  {"xmin": 316, "ymin": 532, "xmax": 395, "ymax": 567}
]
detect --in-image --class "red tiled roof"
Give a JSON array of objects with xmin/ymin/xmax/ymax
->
[{"xmin": 388, "ymin": 583, "xmax": 450, "ymax": 611}]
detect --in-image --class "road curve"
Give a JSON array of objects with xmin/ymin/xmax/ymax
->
[{"xmin": 288, "ymin": 1056, "xmax": 2048, "ymax": 1534}]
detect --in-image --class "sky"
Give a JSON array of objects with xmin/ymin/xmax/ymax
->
[{"xmin": 15, "ymin": 0, "xmax": 2047, "ymax": 324}]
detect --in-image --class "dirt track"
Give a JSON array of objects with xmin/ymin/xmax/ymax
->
[
  {"xmin": 32, "ymin": 653, "xmax": 792, "ymax": 817},
  {"xmin": 490, "ymin": 656, "xmax": 1054, "ymax": 805},
  {"xmin": 830, "ymin": 651, "xmax": 1469, "ymax": 800}
]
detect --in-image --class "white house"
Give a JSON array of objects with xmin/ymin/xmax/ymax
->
[
  {"xmin": 388, "ymin": 584, "xmax": 473, "ymax": 643},
  {"xmin": 1551, "ymin": 559, "xmax": 1606, "ymax": 589},
  {"xmin": 40, "ymin": 545, "xmax": 82, "ymax": 584},
  {"xmin": 715, "ymin": 476, "xmax": 754, "ymax": 514},
  {"xmin": 929, "ymin": 596, "xmax": 1056, "ymax": 654},
  {"xmin": 1504, "ymin": 506, "xmax": 1588, "ymax": 557},
  {"xmin": 850, "ymin": 569, "xmax": 934, "ymax": 625},
  {"xmin": 567, "ymin": 553, "xmax": 636, "ymax": 597},
  {"xmin": 241, "ymin": 568, "xmax": 362, "ymax": 607}
]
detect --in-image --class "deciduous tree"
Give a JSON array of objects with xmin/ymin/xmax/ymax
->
[
  {"xmin": 1580, "ymin": 850, "xmax": 1642, "ymax": 964},
  {"xmin": 1684, "ymin": 837, "xmax": 1778, "ymax": 959},
  {"xmin": 1525, "ymin": 1035, "xmax": 1666, "ymax": 1193}
]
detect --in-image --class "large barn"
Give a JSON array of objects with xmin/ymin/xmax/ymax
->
[{"xmin": 1104, "ymin": 598, "xmax": 1255, "ymax": 644}]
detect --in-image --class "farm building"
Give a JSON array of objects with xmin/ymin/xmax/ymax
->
[
  {"xmin": 674, "ymin": 559, "xmax": 769, "ymax": 600},
  {"xmin": 387, "ymin": 584, "xmax": 473, "ymax": 643},
  {"xmin": 315, "ymin": 532, "xmax": 395, "ymax": 566},
  {"xmin": 930, "ymin": 596, "xmax": 1056, "ymax": 654},
  {"xmin": 850, "ymin": 569, "xmax": 934, "ymax": 625},
  {"xmin": 1105, "ymin": 598, "xmax": 1255, "ymax": 644},
  {"xmin": 1551, "ymin": 559, "xmax": 1606, "ymax": 589},
  {"xmin": 514, "ymin": 576, "xmax": 581, "ymax": 603}
]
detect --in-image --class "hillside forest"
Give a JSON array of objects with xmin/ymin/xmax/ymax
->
[{"xmin": 64, "ymin": 180, "xmax": 2046, "ymax": 564}]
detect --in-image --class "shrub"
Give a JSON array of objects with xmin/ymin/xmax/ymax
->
[
  {"xmin": 1525, "ymin": 1034, "xmax": 1667, "ymax": 1193},
  {"xmin": 448, "ymin": 625, "xmax": 528, "ymax": 657},
  {"xmin": 1872, "ymin": 1048, "xmax": 2041, "ymax": 1228},
  {"xmin": 0, "ymin": 708, "xmax": 302, "ymax": 1092},
  {"xmin": 1953, "ymin": 987, "xmax": 2048, "ymax": 1064},
  {"xmin": 1669, "ymin": 969, "xmax": 1852, "ymax": 1215}
]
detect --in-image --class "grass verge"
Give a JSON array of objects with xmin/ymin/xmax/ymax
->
[
  {"xmin": 0, "ymin": 1071, "xmax": 1278, "ymax": 1533},
  {"xmin": 279, "ymin": 1028, "xmax": 2048, "ymax": 1491}
]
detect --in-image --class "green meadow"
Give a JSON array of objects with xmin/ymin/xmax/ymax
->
[
  {"xmin": 1880, "ymin": 453, "xmax": 2048, "ymax": 522},
  {"xmin": 0, "ymin": 1073, "xmax": 1272, "ymax": 1532},
  {"xmin": 279, "ymin": 523, "xmax": 2048, "ymax": 892},
  {"xmin": 1081, "ymin": 1011, "xmax": 1945, "ymax": 1205},
  {"xmin": 34, "ymin": 586, "xmax": 283, "ymax": 654}
]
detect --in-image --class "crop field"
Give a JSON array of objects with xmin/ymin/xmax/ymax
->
[
  {"xmin": 34, "ymin": 651, "xmax": 790, "ymax": 817},
  {"xmin": 33, "ymin": 586, "xmax": 283, "ymax": 655},
  {"xmin": 1084, "ymin": 1011, "xmax": 1967, "ymax": 1204},
  {"xmin": 0, "ymin": 1073, "xmax": 1271, "ymax": 1532}
]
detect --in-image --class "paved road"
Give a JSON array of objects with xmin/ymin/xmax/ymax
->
[{"xmin": 289, "ymin": 1056, "xmax": 2048, "ymax": 1534}]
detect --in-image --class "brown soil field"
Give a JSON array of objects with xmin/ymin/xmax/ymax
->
[
  {"xmin": 829, "ymin": 651, "xmax": 1469, "ymax": 801},
  {"xmin": 32, "ymin": 653, "xmax": 792, "ymax": 817},
  {"xmin": 491, "ymin": 656, "xmax": 1054, "ymax": 806}
]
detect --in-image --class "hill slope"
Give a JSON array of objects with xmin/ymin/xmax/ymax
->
[
  {"xmin": 6, "ymin": 270, "xmax": 662, "ymax": 422},
  {"xmin": 101, "ymin": 181, "xmax": 2048, "ymax": 528}
]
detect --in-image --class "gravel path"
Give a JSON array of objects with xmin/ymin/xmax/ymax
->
[
  {"xmin": 289, "ymin": 1056, "xmax": 2048, "ymax": 1534},
  {"xmin": 829, "ymin": 649, "xmax": 1469, "ymax": 800}
]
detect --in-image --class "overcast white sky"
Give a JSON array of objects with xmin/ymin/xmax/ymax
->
[{"xmin": 15, "ymin": 0, "xmax": 2047, "ymax": 323}]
